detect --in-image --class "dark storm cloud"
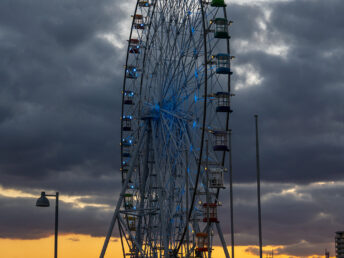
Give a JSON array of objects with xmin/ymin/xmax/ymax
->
[
  {"xmin": 229, "ymin": 0, "xmax": 344, "ymax": 183},
  {"xmin": 271, "ymin": 0, "xmax": 344, "ymax": 49},
  {"xmin": 0, "ymin": 0, "xmax": 127, "ymax": 194},
  {"xmin": 217, "ymin": 182, "xmax": 344, "ymax": 256},
  {"xmin": 0, "ymin": 195, "xmax": 118, "ymax": 239},
  {"xmin": 227, "ymin": 4, "xmax": 264, "ymax": 41}
]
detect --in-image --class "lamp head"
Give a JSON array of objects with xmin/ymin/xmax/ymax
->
[{"xmin": 36, "ymin": 192, "xmax": 50, "ymax": 207}]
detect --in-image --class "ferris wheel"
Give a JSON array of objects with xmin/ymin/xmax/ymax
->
[{"xmin": 101, "ymin": 0, "xmax": 233, "ymax": 256}]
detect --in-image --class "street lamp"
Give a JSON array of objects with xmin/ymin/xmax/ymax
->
[{"xmin": 36, "ymin": 191, "xmax": 59, "ymax": 258}]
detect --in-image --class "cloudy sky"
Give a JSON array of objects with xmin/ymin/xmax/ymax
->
[{"xmin": 0, "ymin": 0, "xmax": 343, "ymax": 257}]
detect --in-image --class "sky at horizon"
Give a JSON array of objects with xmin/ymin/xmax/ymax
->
[
  {"xmin": 0, "ymin": 234, "xmax": 305, "ymax": 258},
  {"xmin": 0, "ymin": 0, "xmax": 343, "ymax": 257}
]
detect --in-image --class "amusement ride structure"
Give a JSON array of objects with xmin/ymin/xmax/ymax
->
[{"xmin": 100, "ymin": 0, "xmax": 234, "ymax": 256}]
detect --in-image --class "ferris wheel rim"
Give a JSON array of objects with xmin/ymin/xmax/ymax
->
[{"xmin": 119, "ymin": 0, "xmax": 232, "ymax": 255}]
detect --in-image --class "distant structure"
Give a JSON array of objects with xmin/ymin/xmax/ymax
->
[
  {"xmin": 336, "ymin": 231, "xmax": 344, "ymax": 258},
  {"xmin": 266, "ymin": 250, "xmax": 273, "ymax": 258},
  {"xmin": 325, "ymin": 248, "xmax": 330, "ymax": 258}
]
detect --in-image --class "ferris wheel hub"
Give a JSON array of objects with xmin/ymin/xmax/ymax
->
[{"xmin": 140, "ymin": 105, "xmax": 160, "ymax": 120}]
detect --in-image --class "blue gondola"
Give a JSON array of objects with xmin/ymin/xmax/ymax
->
[{"xmin": 216, "ymin": 53, "xmax": 231, "ymax": 74}]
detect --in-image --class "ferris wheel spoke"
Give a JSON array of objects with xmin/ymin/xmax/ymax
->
[
  {"xmin": 161, "ymin": 19, "xmax": 204, "ymax": 101},
  {"xmin": 159, "ymin": 108, "xmax": 192, "ymax": 122},
  {"xmin": 151, "ymin": 119, "xmax": 172, "ymax": 255},
  {"xmin": 160, "ymin": 116, "xmax": 186, "ymax": 158},
  {"xmin": 101, "ymin": 122, "xmax": 148, "ymax": 257}
]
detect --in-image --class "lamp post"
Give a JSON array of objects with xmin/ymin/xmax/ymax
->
[
  {"xmin": 36, "ymin": 191, "xmax": 59, "ymax": 258},
  {"xmin": 254, "ymin": 115, "xmax": 263, "ymax": 258}
]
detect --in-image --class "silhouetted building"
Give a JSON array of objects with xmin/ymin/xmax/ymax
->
[{"xmin": 336, "ymin": 231, "xmax": 344, "ymax": 258}]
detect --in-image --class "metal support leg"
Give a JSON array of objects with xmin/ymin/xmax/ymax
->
[
  {"xmin": 100, "ymin": 124, "xmax": 147, "ymax": 258},
  {"xmin": 136, "ymin": 124, "xmax": 151, "ymax": 250},
  {"xmin": 118, "ymin": 214, "xmax": 145, "ymax": 254},
  {"xmin": 216, "ymin": 223, "xmax": 230, "ymax": 258},
  {"xmin": 151, "ymin": 120, "xmax": 170, "ymax": 257},
  {"xmin": 185, "ymin": 149, "xmax": 190, "ymax": 257}
]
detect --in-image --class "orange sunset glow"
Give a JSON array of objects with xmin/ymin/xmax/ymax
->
[
  {"xmin": 0, "ymin": 234, "xmax": 294, "ymax": 258},
  {"xmin": 0, "ymin": 234, "xmax": 335, "ymax": 258}
]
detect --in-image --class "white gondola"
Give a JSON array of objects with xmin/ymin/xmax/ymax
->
[{"xmin": 208, "ymin": 167, "xmax": 225, "ymax": 188}]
